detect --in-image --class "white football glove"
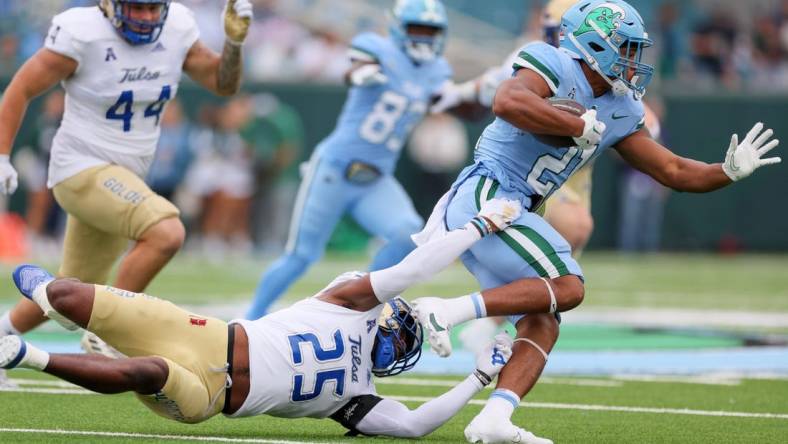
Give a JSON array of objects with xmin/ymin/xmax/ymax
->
[
  {"xmin": 572, "ymin": 108, "xmax": 606, "ymax": 150},
  {"xmin": 722, "ymin": 122, "xmax": 781, "ymax": 182},
  {"xmin": 476, "ymin": 198, "xmax": 521, "ymax": 234},
  {"xmin": 349, "ymin": 64, "xmax": 388, "ymax": 87},
  {"xmin": 224, "ymin": 0, "xmax": 253, "ymax": 45},
  {"xmin": 473, "ymin": 333, "xmax": 513, "ymax": 384},
  {"xmin": 430, "ymin": 80, "xmax": 477, "ymax": 114},
  {"xmin": 0, "ymin": 154, "xmax": 18, "ymax": 195}
]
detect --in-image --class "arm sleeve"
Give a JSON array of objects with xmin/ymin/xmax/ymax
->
[
  {"xmin": 354, "ymin": 375, "xmax": 484, "ymax": 438},
  {"xmin": 512, "ymin": 42, "xmax": 564, "ymax": 94},
  {"xmin": 370, "ymin": 225, "xmax": 482, "ymax": 302},
  {"xmin": 44, "ymin": 15, "xmax": 83, "ymax": 65}
]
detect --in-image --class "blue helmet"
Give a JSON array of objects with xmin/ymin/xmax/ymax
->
[
  {"xmin": 99, "ymin": 0, "xmax": 171, "ymax": 45},
  {"xmin": 372, "ymin": 298, "xmax": 423, "ymax": 377},
  {"xmin": 389, "ymin": 0, "xmax": 448, "ymax": 63},
  {"xmin": 559, "ymin": 0, "xmax": 654, "ymax": 98}
]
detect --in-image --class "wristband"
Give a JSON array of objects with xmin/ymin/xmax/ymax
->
[{"xmin": 473, "ymin": 368, "xmax": 493, "ymax": 387}]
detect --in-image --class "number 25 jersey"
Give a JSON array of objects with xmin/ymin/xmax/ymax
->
[
  {"xmin": 230, "ymin": 297, "xmax": 383, "ymax": 419},
  {"xmin": 43, "ymin": 4, "xmax": 199, "ymax": 187}
]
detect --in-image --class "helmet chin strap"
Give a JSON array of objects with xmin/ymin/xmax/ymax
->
[
  {"xmin": 568, "ymin": 33, "xmax": 630, "ymax": 97},
  {"xmin": 406, "ymin": 41, "xmax": 436, "ymax": 63}
]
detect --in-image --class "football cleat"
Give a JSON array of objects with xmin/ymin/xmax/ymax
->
[
  {"xmin": 412, "ymin": 297, "xmax": 453, "ymax": 357},
  {"xmin": 0, "ymin": 335, "xmax": 27, "ymax": 370},
  {"xmin": 465, "ymin": 414, "xmax": 553, "ymax": 444},
  {"xmin": 81, "ymin": 331, "xmax": 126, "ymax": 359},
  {"xmin": 12, "ymin": 264, "xmax": 54, "ymax": 300}
]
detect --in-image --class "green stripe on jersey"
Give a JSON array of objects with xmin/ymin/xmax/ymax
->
[
  {"xmin": 497, "ymin": 230, "xmax": 550, "ymax": 278},
  {"xmin": 517, "ymin": 52, "xmax": 560, "ymax": 89}
]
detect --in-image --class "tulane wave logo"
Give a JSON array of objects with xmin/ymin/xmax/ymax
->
[{"xmin": 575, "ymin": 3, "xmax": 627, "ymax": 38}]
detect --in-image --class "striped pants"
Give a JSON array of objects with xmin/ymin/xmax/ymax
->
[{"xmin": 445, "ymin": 174, "xmax": 583, "ymax": 323}]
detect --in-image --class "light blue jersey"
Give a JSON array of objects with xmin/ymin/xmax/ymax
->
[
  {"xmin": 474, "ymin": 41, "xmax": 644, "ymax": 204},
  {"xmin": 248, "ymin": 33, "xmax": 451, "ymax": 319},
  {"xmin": 316, "ymin": 32, "xmax": 452, "ymax": 174}
]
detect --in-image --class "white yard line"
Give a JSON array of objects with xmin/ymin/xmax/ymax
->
[
  {"xmin": 390, "ymin": 396, "xmax": 788, "ymax": 420},
  {"xmin": 0, "ymin": 428, "xmax": 343, "ymax": 444},
  {"xmin": 377, "ymin": 376, "xmax": 623, "ymax": 388},
  {"xmin": 4, "ymin": 382, "xmax": 787, "ymax": 421}
]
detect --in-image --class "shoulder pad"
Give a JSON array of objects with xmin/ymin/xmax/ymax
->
[
  {"xmin": 51, "ymin": 7, "xmax": 107, "ymax": 43},
  {"xmin": 512, "ymin": 41, "xmax": 567, "ymax": 94},
  {"xmin": 165, "ymin": 2, "xmax": 199, "ymax": 36},
  {"xmin": 349, "ymin": 32, "xmax": 389, "ymax": 63}
]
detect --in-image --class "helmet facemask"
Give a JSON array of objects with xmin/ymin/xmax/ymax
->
[
  {"xmin": 371, "ymin": 298, "xmax": 423, "ymax": 377},
  {"xmin": 100, "ymin": 0, "xmax": 171, "ymax": 46}
]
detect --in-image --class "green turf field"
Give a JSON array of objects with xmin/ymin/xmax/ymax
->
[
  {"xmin": 1, "ymin": 371, "xmax": 787, "ymax": 443},
  {"xmin": 1, "ymin": 253, "xmax": 787, "ymax": 442}
]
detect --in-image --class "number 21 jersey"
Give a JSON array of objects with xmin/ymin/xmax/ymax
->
[{"xmin": 43, "ymin": 4, "xmax": 199, "ymax": 187}]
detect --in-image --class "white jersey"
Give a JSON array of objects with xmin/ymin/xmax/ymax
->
[
  {"xmin": 44, "ymin": 4, "xmax": 199, "ymax": 187},
  {"xmin": 230, "ymin": 298, "xmax": 383, "ymax": 419}
]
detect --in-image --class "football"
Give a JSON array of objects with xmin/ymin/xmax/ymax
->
[{"xmin": 533, "ymin": 97, "xmax": 586, "ymax": 148}]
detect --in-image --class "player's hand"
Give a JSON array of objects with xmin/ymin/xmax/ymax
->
[
  {"xmin": 430, "ymin": 80, "xmax": 476, "ymax": 114},
  {"xmin": 224, "ymin": 0, "xmax": 253, "ymax": 45},
  {"xmin": 573, "ymin": 109, "xmax": 606, "ymax": 150},
  {"xmin": 473, "ymin": 333, "xmax": 513, "ymax": 385},
  {"xmin": 349, "ymin": 64, "xmax": 388, "ymax": 87},
  {"xmin": 0, "ymin": 155, "xmax": 18, "ymax": 195},
  {"xmin": 722, "ymin": 122, "xmax": 781, "ymax": 182},
  {"xmin": 475, "ymin": 198, "xmax": 521, "ymax": 234}
]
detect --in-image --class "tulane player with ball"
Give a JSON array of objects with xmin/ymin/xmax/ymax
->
[
  {"xmin": 247, "ymin": 0, "xmax": 453, "ymax": 319},
  {"xmin": 411, "ymin": 1, "xmax": 781, "ymax": 442},
  {"xmin": 0, "ymin": 0, "xmax": 253, "ymax": 387}
]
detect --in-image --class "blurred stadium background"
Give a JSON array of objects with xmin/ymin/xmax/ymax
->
[{"xmin": 1, "ymin": 0, "xmax": 788, "ymax": 401}]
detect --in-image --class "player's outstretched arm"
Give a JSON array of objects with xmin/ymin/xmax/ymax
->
[
  {"xmin": 319, "ymin": 199, "xmax": 521, "ymax": 311},
  {"xmin": 353, "ymin": 335, "xmax": 512, "ymax": 438},
  {"xmin": 183, "ymin": 0, "xmax": 252, "ymax": 96},
  {"xmin": 615, "ymin": 123, "xmax": 780, "ymax": 193},
  {"xmin": 0, "ymin": 48, "xmax": 77, "ymax": 194}
]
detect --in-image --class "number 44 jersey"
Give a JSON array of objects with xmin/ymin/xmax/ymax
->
[
  {"xmin": 43, "ymin": 4, "xmax": 199, "ymax": 188},
  {"xmin": 315, "ymin": 32, "xmax": 452, "ymax": 175},
  {"xmin": 230, "ymin": 296, "xmax": 384, "ymax": 419}
]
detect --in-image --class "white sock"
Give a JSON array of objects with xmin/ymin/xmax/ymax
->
[
  {"xmin": 19, "ymin": 341, "xmax": 50, "ymax": 371},
  {"xmin": 0, "ymin": 312, "xmax": 21, "ymax": 337},
  {"xmin": 480, "ymin": 388, "xmax": 520, "ymax": 420},
  {"xmin": 31, "ymin": 280, "xmax": 78, "ymax": 331},
  {"xmin": 445, "ymin": 292, "xmax": 487, "ymax": 327}
]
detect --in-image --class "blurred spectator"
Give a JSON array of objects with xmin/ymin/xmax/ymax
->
[
  {"xmin": 617, "ymin": 99, "xmax": 670, "ymax": 253},
  {"xmin": 14, "ymin": 90, "xmax": 65, "ymax": 257},
  {"xmin": 241, "ymin": 93, "xmax": 304, "ymax": 253},
  {"xmin": 146, "ymin": 99, "xmax": 194, "ymax": 201},
  {"xmin": 690, "ymin": 8, "xmax": 740, "ymax": 88},
  {"xmin": 185, "ymin": 99, "xmax": 256, "ymax": 258},
  {"xmin": 657, "ymin": 2, "xmax": 681, "ymax": 80}
]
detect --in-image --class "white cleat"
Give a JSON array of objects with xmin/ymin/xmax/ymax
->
[
  {"xmin": 80, "ymin": 331, "xmax": 126, "ymax": 359},
  {"xmin": 0, "ymin": 335, "xmax": 26, "ymax": 370},
  {"xmin": 465, "ymin": 415, "xmax": 553, "ymax": 444},
  {"xmin": 412, "ymin": 297, "xmax": 453, "ymax": 357}
]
